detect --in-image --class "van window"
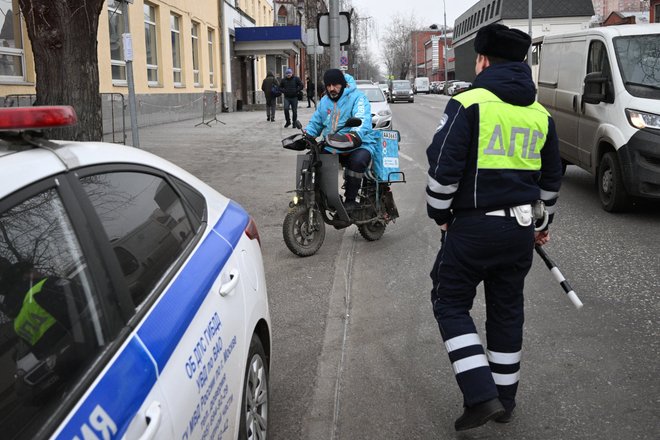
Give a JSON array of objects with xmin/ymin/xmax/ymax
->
[
  {"xmin": 613, "ymin": 34, "xmax": 660, "ymax": 99},
  {"xmin": 587, "ymin": 41, "xmax": 611, "ymax": 76}
]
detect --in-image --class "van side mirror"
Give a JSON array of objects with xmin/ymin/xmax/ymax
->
[{"xmin": 583, "ymin": 72, "xmax": 614, "ymax": 105}]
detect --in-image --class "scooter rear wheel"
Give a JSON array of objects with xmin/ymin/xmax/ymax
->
[
  {"xmin": 358, "ymin": 221, "xmax": 386, "ymax": 241},
  {"xmin": 283, "ymin": 205, "xmax": 326, "ymax": 257}
]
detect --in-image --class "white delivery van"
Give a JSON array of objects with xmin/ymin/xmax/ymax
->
[
  {"xmin": 537, "ymin": 24, "xmax": 660, "ymax": 212},
  {"xmin": 414, "ymin": 77, "xmax": 430, "ymax": 94}
]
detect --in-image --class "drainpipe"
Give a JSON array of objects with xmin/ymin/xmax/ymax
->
[{"xmin": 218, "ymin": 0, "xmax": 228, "ymax": 111}]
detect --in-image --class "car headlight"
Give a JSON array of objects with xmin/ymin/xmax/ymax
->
[
  {"xmin": 626, "ymin": 109, "xmax": 660, "ymax": 130},
  {"xmin": 377, "ymin": 110, "xmax": 391, "ymax": 116}
]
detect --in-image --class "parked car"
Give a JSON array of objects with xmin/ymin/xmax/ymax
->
[
  {"xmin": 0, "ymin": 106, "xmax": 271, "ymax": 440},
  {"xmin": 447, "ymin": 81, "xmax": 472, "ymax": 96},
  {"xmin": 430, "ymin": 81, "xmax": 442, "ymax": 94},
  {"xmin": 537, "ymin": 24, "xmax": 660, "ymax": 212},
  {"xmin": 443, "ymin": 80, "xmax": 460, "ymax": 95},
  {"xmin": 390, "ymin": 80, "xmax": 414, "ymax": 103},
  {"xmin": 357, "ymin": 83, "xmax": 393, "ymax": 130},
  {"xmin": 378, "ymin": 83, "xmax": 390, "ymax": 101}
]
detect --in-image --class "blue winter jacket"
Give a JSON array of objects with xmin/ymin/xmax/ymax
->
[{"xmin": 305, "ymin": 74, "xmax": 378, "ymax": 157}]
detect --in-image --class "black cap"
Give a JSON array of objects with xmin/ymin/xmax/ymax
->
[
  {"xmin": 474, "ymin": 23, "xmax": 531, "ymax": 62},
  {"xmin": 323, "ymin": 69, "xmax": 347, "ymax": 87}
]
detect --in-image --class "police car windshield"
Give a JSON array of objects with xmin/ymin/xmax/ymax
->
[{"xmin": 613, "ymin": 34, "xmax": 660, "ymax": 92}]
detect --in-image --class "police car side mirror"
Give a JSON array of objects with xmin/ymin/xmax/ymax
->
[{"xmin": 345, "ymin": 117, "xmax": 361, "ymax": 128}]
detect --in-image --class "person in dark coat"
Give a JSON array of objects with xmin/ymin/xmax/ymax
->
[
  {"xmin": 279, "ymin": 68, "xmax": 303, "ymax": 128},
  {"xmin": 306, "ymin": 76, "xmax": 316, "ymax": 108},
  {"xmin": 261, "ymin": 71, "xmax": 279, "ymax": 122}
]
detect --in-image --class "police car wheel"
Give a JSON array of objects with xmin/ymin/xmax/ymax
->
[
  {"xmin": 283, "ymin": 205, "xmax": 325, "ymax": 257},
  {"xmin": 358, "ymin": 221, "xmax": 386, "ymax": 241},
  {"xmin": 598, "ymin": 152, "xmax": 631, "ymax": 212},
  {"xmin": 239, "ymin": 335, "xmax": 269, "ymax": 440}
]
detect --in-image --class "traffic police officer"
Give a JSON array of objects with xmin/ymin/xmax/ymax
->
[{"xmin": 425, "ymin": 24, "xmax": 562, "ymax": 431}]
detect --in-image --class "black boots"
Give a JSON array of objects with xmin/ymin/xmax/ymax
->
[{"xmin": 454, "ymin": 398, "xmax": 505, "ymax": 431}]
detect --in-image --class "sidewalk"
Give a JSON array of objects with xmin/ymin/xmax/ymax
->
[{"xmin": 135, "ymin": 105, "xmax": 318, "ymax": 153}]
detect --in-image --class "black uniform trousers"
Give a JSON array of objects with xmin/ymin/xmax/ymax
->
[{"xmin": 430, "ymin": 213, "xmax": 534, "ymax": 411}]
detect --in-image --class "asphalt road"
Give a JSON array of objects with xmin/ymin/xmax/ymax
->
[{"xmin": 140, "ymin": 95, "xmax": 660, "ymax": 440}]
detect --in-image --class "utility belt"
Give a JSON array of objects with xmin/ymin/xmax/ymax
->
[{"xmin": 453, "ymin": 201, "xmax": 548, "ymax": 230}]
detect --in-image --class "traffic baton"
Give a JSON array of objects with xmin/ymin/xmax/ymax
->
[{"xmin": 535, "ymin": 245, "xmax": 583, "ymax": 309}]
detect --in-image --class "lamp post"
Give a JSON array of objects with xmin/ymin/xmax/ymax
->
[{"xmin": 443, "ymin": 0, "xmax": 449, "ymax": 82}]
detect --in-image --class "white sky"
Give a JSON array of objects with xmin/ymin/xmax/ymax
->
[{"xmin": 348, "ymin": 0, "xmax": 478, "ymax": 56}]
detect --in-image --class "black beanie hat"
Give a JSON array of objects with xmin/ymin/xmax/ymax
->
[
  {"xmin": 323, "ymin": 68, "xmax": 347, "ymax": 87},
  {"xmin": 474, "ymin": 23, "xmax": 531, "ymax": 62}
]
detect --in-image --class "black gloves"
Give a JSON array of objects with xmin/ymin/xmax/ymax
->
[{"xmin": 325, "ymin": 132, "xmax": 362, "ymax": 151}]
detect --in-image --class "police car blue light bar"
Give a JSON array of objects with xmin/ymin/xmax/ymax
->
[{"xmin": 0, "ymin": 106, "xmax": 77, "ymax": 130}]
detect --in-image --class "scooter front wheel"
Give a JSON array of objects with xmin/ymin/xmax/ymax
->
[{"xmin": 283, "ymin": 205, "xmax": 326, "ymax": 257}]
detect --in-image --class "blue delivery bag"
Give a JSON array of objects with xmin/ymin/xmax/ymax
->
[{"xmin": 372, "ymin": 130, "xmax": 402, "ymax": 182}]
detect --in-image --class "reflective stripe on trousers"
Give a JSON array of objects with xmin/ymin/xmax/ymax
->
[{"xmin": 430, "ymin": 215, "xmax": 533, "ymax": 409}]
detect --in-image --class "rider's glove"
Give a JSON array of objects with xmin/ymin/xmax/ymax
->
[{"xmin": 325, "ymin": 132, "xmax": 362, "ymax": 151}]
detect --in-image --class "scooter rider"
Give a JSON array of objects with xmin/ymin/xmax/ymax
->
[{"xmin": 304, "ymin": 69, "xmax": 378, "ymax": 213}]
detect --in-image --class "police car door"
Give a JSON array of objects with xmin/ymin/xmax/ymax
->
[{"xmin": 137, "ymin": 201, "xmax": 248, "ymax": 440}]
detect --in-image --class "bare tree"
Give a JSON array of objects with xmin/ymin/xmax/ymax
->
[
  {"xmin": 17, "ymin": 0, "xmax": 104, "ymax": 141},
  {"xmin": 381, "ymin": 15, "xmax": 417, "ymax": 80}
]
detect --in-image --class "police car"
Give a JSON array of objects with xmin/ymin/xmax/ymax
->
[{"xmin": 0, "ymin": 106, "xmax": 271, "ymax": 439}]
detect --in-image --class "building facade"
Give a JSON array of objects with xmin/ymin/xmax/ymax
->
[
  {"xmin": 0, "ymin": 0, "xmax": 276, "ymax": 135},
  {"xmin": 410, "ymin": 29, "xmax": 452, "ymax": 81},
  {"xmin": 651, "ymin": 0, "xmax": 660, "ymax": 21},
  {"xmin": 452, "ymin": 0, "xmax": 595, "ymax": 82}
]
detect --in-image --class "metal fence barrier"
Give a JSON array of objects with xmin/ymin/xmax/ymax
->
[
  {"xmin": 195, "ymin": 90, "xmax": 225, "ymax": 127},
  {"xmin": 3, "ymin": 93, "xmax": 127, "ymax": 144}
]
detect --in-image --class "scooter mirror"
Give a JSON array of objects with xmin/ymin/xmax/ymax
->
[
  {"xmin": 295, "ymin": 120, "xmax": 303, "ymax": 130},
  {"xmin": 345, "ymin": 117, "xmax": 362, "ymax": 128}
]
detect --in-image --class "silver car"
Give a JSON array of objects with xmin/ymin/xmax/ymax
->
[{"xmin": 357, "ymin": 84, "xmax": 393, "ymax": 130}]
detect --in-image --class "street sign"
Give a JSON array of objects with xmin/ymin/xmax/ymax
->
[
  {"xmin": 339, "ymin": 66, "xmax": 348, "ymax": 71},
  {"xmin": 317, "ymin": 12, "xmax": 351, "ymax": 47},
  {"xmin": 340, "ymin": 55, "xmax": 348, "ymax": 67}
]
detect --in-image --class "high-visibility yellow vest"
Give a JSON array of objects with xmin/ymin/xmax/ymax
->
[
  {"xmin": 454, "ymin": 88, "xmax": 551, "ymax": 171},
  {"xmin": 14, "ymin": 278, "xmax": 57, "ymax": 346}
]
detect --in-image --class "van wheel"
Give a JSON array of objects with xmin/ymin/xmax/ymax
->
[
  {"xmin": 598, "ymin": 152, "xmax": 631, "ymax": 212},
  {"xmin": 239, "ymin": 335, "xmax": 269, "ymax": 440}
]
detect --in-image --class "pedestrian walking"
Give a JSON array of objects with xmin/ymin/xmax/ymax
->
[
  {"xmin": 261, "ymin": 71, "xmax": 279, "ymax": 122},
  {"xmin": 306, "ymin": 76, "xmax": 316, "ymax": 108},
  {"xmin": 279, "ymin": 68, "xmax": 303, "ymax": 128},
  {"xmin": 425, "ymin": 23, "xmax": 563, "ymax": 431}
]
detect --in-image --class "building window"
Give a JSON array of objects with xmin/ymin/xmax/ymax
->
[
  {"xmin": 107, "ymin": 0, "xmax": 126, "ymax": 83},
  {"xmin": 495, "ymin": 0, "xmax": 501, "ymax": 16},
  {"xmin": 0, "ymin": 2, "xmax": 25, "ymax": 82},
  {"xmin": 491, "ymin": 1, "xmax": 496, "ymax": 19},
  {"xmin": 655, "ymin": 4, "xmax": 659, "ymax": 23},
  {"xmin": 191, "ymin": 21, "xmax": 200, "ymax": 86},
  {"xmin": 277, "ymin": 5, "xmax": 287, "ymax": 26},
  {"xmin": 170, "ymin": 13, "xmax": 182, "ymax": 86},
  {"xmin": 208, "ymin": 28, "xmax": 215, "ymax": 87},
  {"xmin": 144, "ymin": 3, "xmax": 159, "ymax": 85}
]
